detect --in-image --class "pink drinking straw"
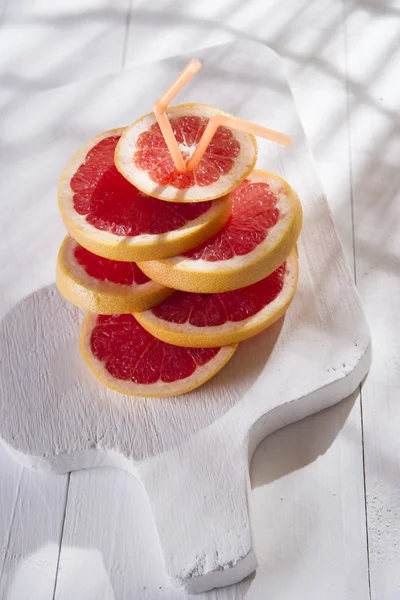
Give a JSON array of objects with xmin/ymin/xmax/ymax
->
[
  {"xmin": 154, "ymin": 58, "xmax": 202, "ymax": 173},
  {"xmin": 186, "ymin": 114, "xmax": 292, "ymax": 172},
  {"xmin": 153, "ymin": 58, "xmax": 292, "ymax": 174}
]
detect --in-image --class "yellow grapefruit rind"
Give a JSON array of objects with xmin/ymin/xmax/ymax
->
[
  {"xmin": 138, "ymin": 171, "xmax": 303, "ymax": 293},
  {"xmin": 56, "ymin": 236, "xmax": 173, "ymax": 314},
  {"xmin": 114, "ymin": 103, "xmax": 258, "ymax": 203},
  {"xmin": 58, "ymin": 127, "xmax": 232, "ymax": 262},
  {"xmin": 134, "ymin": 250, "xmax": 298, "ymax": 347},
  {"xmin": 80, "ymin": 314, "xmax": 238, "ymax": 397}
]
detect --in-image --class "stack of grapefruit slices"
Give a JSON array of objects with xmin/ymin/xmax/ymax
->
[{"xmin": 56, "ymin": 67, "xmax": 302, "ymax": 398}]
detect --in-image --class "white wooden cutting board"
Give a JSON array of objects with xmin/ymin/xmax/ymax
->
[{"xmin": 0, "ymin": 41, "xmax": 371, "ymax": 594}]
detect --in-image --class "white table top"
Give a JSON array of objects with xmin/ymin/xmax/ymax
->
[{"xmin": 0, "ymin": 1, "xmax": 399, "ymax": 599}]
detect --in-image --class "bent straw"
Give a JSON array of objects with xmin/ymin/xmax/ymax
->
[
  {"xmin": 186, "ymin": 114, "xmax": 292, "ymax": 172},
  {"xmin": 154, "ymin": 58, "xmax": 202, "ymax": 173}
]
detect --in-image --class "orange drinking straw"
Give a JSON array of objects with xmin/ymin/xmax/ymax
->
[
  {"xmin": 186, "ymin": 114, "xmax": 292, "ymax": 172},
  {"xmin": 154, "ymin": 58, "xmax": 202, "ymax": 173}
]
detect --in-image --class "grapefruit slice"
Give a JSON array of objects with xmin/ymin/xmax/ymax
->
[
  {"xmin": 58, "ymin": 128, "xmax": 231, "ymax": 262},
  {"xmin": 138, "ymin": 170, "xmax": 303, "ymax": 293},
  {"xmin": 56, "ymin": 236, "xmax": 172, "ymax": 314},
  {"xmin": 134, "ymin": 251, "xmax": 298, "ymax": 347},
  {"xmin": 81, "ymin": 313, "xmax": 237, "ymax": 397},
  {"xmin": 115, "ymin": 104, "xmax": 257, "ymax": 202}
]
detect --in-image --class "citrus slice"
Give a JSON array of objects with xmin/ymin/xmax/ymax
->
[
  {"xmin": 138, "ymin": 170, "xmax": 303, "ymax": 293},
  {"xmin": 81, "ymin": 313, "xmax": 237, "ymax": 397},
  {"xmin": 135, "ymin": 251, "xmax": 298, "ymax": 347},
  {"xmin": 58, "ymin": 128, "xmax": 231, "ymax": 262},
  {"xmin": 115, "ymin": 104, "xmax": 257, "ymax": 202},
  {"xmin": 56, "ymin": 236, "xmax": 173, "ymax": 314}
]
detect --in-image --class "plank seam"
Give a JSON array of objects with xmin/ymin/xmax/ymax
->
[
  {"xmin": 359, "ymin": 385, "xmax": 372, "ymax": 600},
  {"xmin": 121, "ymin": 0, "xmax": 133, "ymax": 70},
  {"xmin": 0, "ymin": 0, "xmax": 8, "ymax": 25},
  {"xmin": 0, "ymin": 467, "xmax": 23, "ymax": 584},
  {"xmin": 52, "ymin": 472, "xmax": 71, "ymax": 600},
  {"xmin": 343, "ymin": 2, "xmax": 357, "ymax": 284},
  {"xmin": 343, "ymin": 1, "xmax": 371, "ymax": 598}
]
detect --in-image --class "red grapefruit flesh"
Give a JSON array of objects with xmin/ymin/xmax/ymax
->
[
  {"xmin": 74, "ymin": 243, "xmax": 150, "ymax": 285},
  {"xmin": 138, "ymin": 170, "xmax": 303, "ymax": 293},
  {"xmin": 135, "ymin": 251, "xmax": 298, "ymax": 347},
  {"xmin": 56, "ymin": 236, "xmax": 172, "ymax": 314},
  {"xmin": 135, "ymin": 117, "xmax": 238, "ymax": 188},
  {"xmin": 81, "ymin": 314, "xmax": 237, "ymax": 397},
  {"xmin": 58, "ymin": 128, "xmax": 231, "ymax": 261}
]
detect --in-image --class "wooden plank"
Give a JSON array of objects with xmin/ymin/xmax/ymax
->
[
  {"xmin": 248, "ymin": 396, "xmax": 370, "ymax": 599},
  {"xmin": 0, "ymin": 2, "xmax": 131, "ymax": 598},
  {"xmin": 0, "ymin": 445, "xmax": 68, "ymax": 600},
  {"xmin": 346, "ymin": 2, "xmax": 400, "ymax": 598},
  {"xmin": 0, "ymin": 0, "xmax": 130, "ymax": 107}
]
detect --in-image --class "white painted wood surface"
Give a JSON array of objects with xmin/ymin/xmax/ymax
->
[
  {"xmin": 0, "ymin": 1, "xmax": 398, "ymax": 598},
  {"xmin": 346, "ymin": 5, "xmax": 400, "ymax": 599},
  {"xmin": 0, "ymin": 42, "xmax": 371, "ymax": 593},
  {"xmin": 0, "ymin": 444, "xmax": 68, "ymax": 600}
]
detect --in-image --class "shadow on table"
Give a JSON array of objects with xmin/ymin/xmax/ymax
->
[{"xmin": 250, "ymin": 389, "xmax": 359, "ymax": 488}]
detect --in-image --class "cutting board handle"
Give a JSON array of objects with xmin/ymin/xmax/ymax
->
[{"xmin": 139, "ymin": 427, "xmax": 257, "ymax": 594}]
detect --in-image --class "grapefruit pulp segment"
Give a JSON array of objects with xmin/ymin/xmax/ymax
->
[
  {"xmin": 80, "ymin": 313, "xmax": 237, "ymax": 397},
  {"xmin": 134, "ymin": 251, "xmax": 298, "ymax": 347}
]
